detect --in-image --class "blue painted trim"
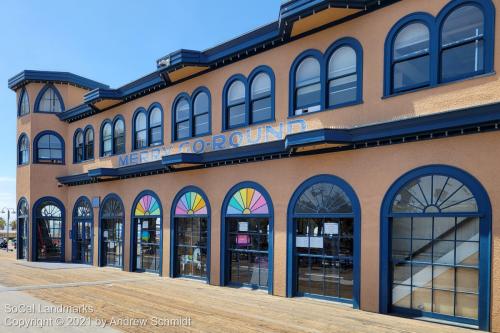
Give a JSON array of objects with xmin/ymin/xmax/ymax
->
[
  {"xmin": 172, "ymin": 92, "xmax": 192, "ymax": 142},
  {"xmin": 170, "ymin": 186, "xmax": 211, "ymax": 283},
  {"xmin": 286, "ymin": 174, "xmax": 361, "ymax": 309},
  {"xmin": 323, "ymin": 37, "xmax": 364, "ymax": 107},
  {"xmin": 58, "ymin": 104, "xmax": 94, "ymax": 122},
  {"xmin": 147, "ymin": 102, "xmax": 164, "ymax": 146},
  {"xmin": 98, "ymin": 193, "xmax": 125, "ymax": 270},
  {"xmin": 8, "ymin": 70, "xmax": 108, "ymax": 91},
  {"xmin": 163, "ymin": 153, "xmax": 203, "ymax": 166},
  {"xmin": 17, "ymin": 133, "xmax": 30, "ymax": 166},
  {"xmin": 16, "ymin": 197, "xmax": 29, "ymax": 260},
  {"xmin": 83, "ymin": 88, "xmax": 123, "ymax": 104},
  {"xmin": 33, "ymin": 83, "xmax": 65, "ymax": 113},
  {"xmin": 222, "ymin": 74, "xmax": 248, "ymax": 131},
  {"xmin": 130, "ymin": 190, "xmax": 163, "ymax": 275},
  {"xmin": 83, "ymin": 125, "xmax": 95, "ymax": 161},
  {"xmin": 33, "ymin": 130, "xmax": 65, "ymax": 165},
  {"xmin": 17, "ymin": 88, "xmax": 30, "ymax": 117},
  {"xmin": 131, "ymin": 107, "xmax": 148, "ymax": 150},
  {"xmin": 248, "ymin": 65, "xmax": 276, "ymax": 124},
  {"xmin": 71, "ymin": 196, "xmax": 94, "ymax": 265},
  {"xmin": 288, "ymin": 49, "xmax": 324, "ymax": 117},
  {"xmin": 192, "ymin": 86, "xmax": 212, "ymax": 137},
  {"xmin": 99, "ymin": 119, "xmax": 113, "ymax": 157},
  {"xmin": 32, "ymin": 196, "xmax": 66, "ymax": 262},
  {"xmin": 220, "ymin": 181, "xmax": 274, "ymax": 294},
  {"xmin": 73, "ymin": 129, "xmax": 83, "ymax": 163},
  {"xmin": 391, "ymin": 306, "xmax": 478, "ymax": 327},
  {"xmin": 379, "ymin": 165, "xmax": 491, "ymax": 331},
  {"xmin": 88, "ymin": 168, "xmax": 118, "ymax": 178}
]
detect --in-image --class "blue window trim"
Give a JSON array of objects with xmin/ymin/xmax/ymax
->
[
  {"xmin": 17, "ymin": 133, "xmax": 30, "ymax": 166},
  {"xmin": 32, "ymin": 196, "xmax": 66, "ymax": 262},
  {"xmin": 170, "ymin": 186, "xmax": 211, "ymax": 283},
  {"xmin": 98, "ymin": 193, "xmax": 125, "ymax": 270},
  {"xmin": 33, "ymin": 130, "xmax": 65, "ymax": 165},
  {"xmin": 379, "ymin": 164, "xmax": 491, "ymax": 331},
  {"xmin": 247, "ymin": 65, "xmax": 276, "ymax": 125},
  {"xmin": 34, "ymin": 83, "xmax": 65, "ymax": 113},
  {"xmin": 323, "ymin": 37, "xmax": 364, "ymax": 109},
  {"xmin": 437, "ymin": 0, "xmax": 495, "ymax": 84},
  {"xmin": 83, "ymin": 125, "xmax": 94, "ymax": 161},
  {"xmin": 17, "ymin": 88, "xmax": 30, "ymax": 117},
  {"xmin": 73, "ymin": 129, "xmax": 84, "ymax": 163},
  {"xmin": 147, "ymin": 102, "xmax": 164, "ymax": 146},
  {"xmin": 384, "ymin": 0, "xmax": 495, "ymax": 97},
  {"xmin": 99, "ymin": 119, "xmax": 113, "ymax": 157},
  {"xmin": 222, "ymin": 74, "xmax": 247, "ymax": 131},
  {"xmin": 129, "ymin": 190, "xmax": 163, "ymax": 275},
  {"xmin": 71, "ymin": 196, "xmax": 94, "ymax": 265},
  {"xmin": 172, "ymin": 88, "xmax": 212, "ymax": 142},
  {"xmin": 17, "ymin": 197, "xmax": 29, "ymax": 260},
  {"xmin": 220, "ymin": 181, "xmax": 274, "ymax": 294},
  {"xmin": 286, "ymin": 175, "xmax": 361, "ymax": 308},
  {"xmin": 132, "ymin": 104, "xmax": 163, "ymax": 150},
  {"xmin": 112, "ymin": 114, "xmax": 126, "ymax": 155}
]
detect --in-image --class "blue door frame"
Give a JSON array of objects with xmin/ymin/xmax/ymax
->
[{"xmin": 71, "ymin": 196, "xmax": 94, "ymax": 265}]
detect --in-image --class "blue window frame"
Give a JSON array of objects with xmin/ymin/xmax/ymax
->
[
  {"xmin": 286, "ymin": 175, "xmax": 361, "ymax": 307},
  {"xmin": 34, "ymin": 84, "xmax": 64, "ymax": 113},
  {"xmin": 220, "ymin": 181, "xmax": 274, "ymax": 294},
  {"xmin": 384, "ymin": 0, "xmax": 495, "ymax": 96},
  {"xmin": 170, "ymin": 186, "xmax": 211, "ymax": 282},
  {"xmin": 100, "ymin": 116, "xmax": 125, "ymax": 157},
  {"xmin": 380, "ymin": 165, "xmax": 491, "ymax": 331},
  {"xmin": 172, "ymin": 88, "xmax": 212, "ymax": 141},
  {"xmin": 17, "ymin": 133, "xmax": 29, "ymax": 166},
  {"xmin": 100, "ymin": 120, "xmax": 113, "ymax": 157},
  {"xmin": 74, "ymin": 126, "xmax": 94, "ymax": 162},
  {"xmin": 74, "ymin": 129, "xmax": 84, "ymax": 163},
  {"xmin": 72, "ymin": 196, "xmax": 93, "ymax": 265},
  {"xmin": 132, "ymin": 104, "xmax": 163, "ymax": 150},
  {"xmin": 17, "ymin": 197, "xmax": 29, "ymax": 260},
  {"xmin": 33, "ymin": 131, "xmax": 64, "ymax": 164},
  {"xmin": 32, "ymin": 197, "xmax": 65, "ymax": 262},
  {"xmin": 98, "ymin": 194, "xmax": 125, "ymax": 269},
  {"xmin": 223, "ymin": 67, "xmax": 275, "ymax": 131},
  {"xmin": 113, "ymin": 116, "xmax": 126, "ymax": 154},
  {"xmin": 18, "ymin": 88, "xmax": 30, "ymax": 117}
]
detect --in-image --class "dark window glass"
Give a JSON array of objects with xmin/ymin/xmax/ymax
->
[
  {"xmin": 227, "ymin": 80, "xmax": 246, "ymax": 128},
  {"xmin": 175, "ymin": 217, "xmax": 208, "ymax": 279},
  {"xmin": 113, "ymin": 119, "xmax": 125, "ymax": 154},
  {"xmin": 134, "ymin": 112, "xmax": 147, "ymax": 149},
  {"xmin": 84, "ymin": 129, "xmax": 94, "ymax": 160},
  {"xmin": 19, "ymin": 136, "xmax": 29, "ymax": 165},
  {"xmin": 36, "ymin": 202, "xmax": 62, "ymax": 261},
  {"xmin": 328, "ymin": 46, "xmax": 357, "ymax": 107},
  {"xmin": 228, "ymin": 104, "xmax": 246, "ymax": 128},
  {"xmin": 175, "ymin": 98, "xmax": 190, "ymax": 140},
  {"xmin": 295, "ymin": 57, "xmax": 321, "ymax": 115},
  {"xmin": 75, "ymin": 131, "xmax": 84, "ymax": 162},
  {"xmin": 193, "ymin": 92, "xmax": 210, "ymax": 136},
  {"xmin": 101, "ymin": 198, "xmax": 124, "ymax": 268},
  {"xmin": 19, "ymin": 90, "xmax": 29, "ymax": 116},
  {"xmin": 38, "ymin": 88, "xmax": 62, "ymax": 113},
  {"xmin": 102, "ymin": 123, "xmax": 112, "ymax": 156},
  {"xmin": 149, "ymin": 107, "xmax": 162, "ymax": 145},
  {"xmin": 37, "ymin": 134, "xmax": 63, "ymax": 164},
  {"xmin": 393, "ymin": 55, "xmax": 430, "ymax": 90},
  {"xmin": 250, "ymin": 73, "xmax": 272, "ymax": 123}
]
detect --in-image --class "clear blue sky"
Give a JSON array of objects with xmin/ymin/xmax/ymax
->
[{"xmin": 0, "ymin": 0, "xmax": 281, "ymax": 224}]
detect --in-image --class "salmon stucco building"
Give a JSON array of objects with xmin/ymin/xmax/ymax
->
[{"xmin": 9, "ymin": 0, "xmax": 500, "ymax": 330}]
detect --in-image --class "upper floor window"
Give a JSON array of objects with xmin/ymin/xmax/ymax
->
[
  {"xmin": 327, "ymin": 46, "xmax": 358, "ymax": 107},
  {"xmin": 193, "ymin": 91, "xmax": 210, "ymax": 136},
  {"xmin": 84, "ymin": 127, "xmax": 94, "ymax": 160},
  {"xmin": 19, "ymin": 89, "xmax": 30, "ymax": 116},
  {"xmin": 223, "ymin": 67, "xmax": 274, "ymax": 130},
  {"xmin": 113, "ymin": 118, "xmax": 125, "ymax": 154},
  {"xmin": 173, "ymin": 89, "xmax": 211, "ymax": 141},
  {"xmin": 34, "ymin": 132, "xmax": 64, "ymax": 164},
  {"xmin": 384, "ymin": 1, "xmax": 494, "ymax": 96},
  {"xmin": 174, "ymin": 97, "xmax": 190, "ymax": 140},
  {"xmin": 133, "ymin": 104, "xmax": 163, "ymax": 150},
  {"xmin": 102, "ymin": 122, "xmax": 113, "ymax": 156},
  {"xmin": 295, "ymin": 57, "xmax": 321, "ymax": 115},
  {"xmin": 101, "ymin": 116, "xmax": 125, "ymax": 157},
  {"xmin": 392, "ymin": 22, "xmax": 430, "ymax": 92},
  {"xmin": 441, "ymin": 5, "xmax": 484, "ymax": 82},
  {"xmin": 36, "ymin": 85, "xmax": 63, "ymax": 113},
  {"xmin": 74, "ymin": 130, "xmax": 84, "ymax": 162},
  {"xmin": 18, "ymin": 134, "xmax": 29, "ymax": 165},
  {"xmin": 74, "ymin": 127, "xmax": 94, "ymax": 162}
]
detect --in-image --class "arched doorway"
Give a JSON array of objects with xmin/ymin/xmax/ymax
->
[
  {"xmin": 221, "ymin": 182, "xmax": 274, "ymax": 293},
  {"xmin": 171, "ymin": 187, "xmax": 210, "ymax": 281},
  {"xmin": 99, "ymin": 194, "xmax": 124, "ymax": 268},
  {"xmin": 380, "ymin": 165, "xmax": 491, "ymax": 330},
  {"xmin": 17, "ymin": 198, "xmax": 29, "ymax": 260},
  {"xmin": 33, "ymin": 197, "xmax": 65, "ymax": 262},
  {"xmin": 131, "ymin": 191, "xmax": 162, "ymax": 274},
  {"xmin": 287, "ymin": 175, "xmax": 361, "ymax": 307},
  {"xmin": 72, "ymin": 197, "xmax": 93, "ymax": 265}
]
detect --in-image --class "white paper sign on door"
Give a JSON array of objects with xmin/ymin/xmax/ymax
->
[
  {"xmin": 310, "ymin": 236, "xmax": 324, "ymax": 249},
  {"xmin": 324, "ymin": 222, "xmax": 339, "ymax": 235},
  {"xmin": 296, "ymin": 236, "xmax": 309, "ymax": 248}
]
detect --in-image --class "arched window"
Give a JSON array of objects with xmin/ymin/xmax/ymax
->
[
  {"xmin": 134, "ymin": 110, "xmax": 147, "ymax": 149},
  {"xmin": 250, "ymin": 72, "xmax": 272, "ymax": 123},
  {"xmin": 113, "ymin": 118, "xmax": 125, "ymax": 154},
  {"xmin": 72, "ymin": 197, "xmax": 93, "ymax": 265},
  {"xmin": 392, "ymin": 22, "xmax": 431, "ymax": 92},
  {"xmin": 18, "ymin": 134, "xmax": 29, "ymax": 165},
  {"xmin": 171, "ymin": 188, "xmax": 210, "ymax": 280},
  {"xmin": 174, "ymin": 97, "xmax": 190, "ymax": 140},
  {"xmin": 148, "ymin": 106, "xmax": 162, "ymax": 146},
  {"xmin": 35, "ymin": 132, "xmax": 64, "ymax": 164},
  {"xmin": 327, "ymin": 46, "xmax": 358, "ymax": 106},
  {"xmin": 288, "ymin": 175, "xmax": 360, "ymax": 305},
  {"xmin": 222, "ymin": 183, "xmax": 274, "ymax": 292},
  {"xmin": 74, "ymin": 130, "xmax": 84, "ymax": 163},
  {"xmin": 132, "ymin": 192, "xmax": 162, "ymax": 274},
  {"xmin": 193, "ymin": 91, "xmax": 210, "ymax": 136},
  {"xmin": 100, "ymin": 194, "xmax": 124, "ymax": 268},
  {"xmin": 84, "ymin": 127, "xmax": 94, "ymax": 160},
  {"xmin": 226, "ymin": 80, "xmax": 246, "ymax": 128},
  {"xmin": 101, "ymin": 122, "xmax": 113, "ymax": 157},
  {"xmin": 19, "ymin": 89, "xmax": 30, "ymax": 116},
  {"xmin": 34, "ymin": 198, "xmax": 64, "ymax": 262},
  {"xmin": 440, "ymin": 5, "xmax": 485, "ymax": 82},
  {"xmin": 17, "ymin": 198, "xmax": 29, "ymax": 260},
  {"xmin": 294, "ymin": 56, "xmax": 321, "ymax": 115},
  {"xmin": 36, "ymin": 85, "xmax": 63, "ymax": 113},
  {"xmin": 380, "ymin": 166, "xmax": 491, "ymax": 330}
]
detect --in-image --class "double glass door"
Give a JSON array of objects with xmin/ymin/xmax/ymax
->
[
  {"xmin": 102, "ymin": 218, "xmax": 123, "ymax": 268},
  {"xmin": 74, "ymin": 219, "xmax": 92, "ymax": 265},
  {"xmin": 135, "ymin": 217, "xmax": 161, "ymax": 273}
]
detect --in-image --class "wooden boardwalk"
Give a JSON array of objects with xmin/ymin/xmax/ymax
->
[{"xmin": 0, "ymin": 252, "xmax": 474, "ymax": 333}]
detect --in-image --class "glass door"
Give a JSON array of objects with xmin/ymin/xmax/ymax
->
[{"xmin": 135, "ymin": 217, "xmax": 161, "ymax": 273}]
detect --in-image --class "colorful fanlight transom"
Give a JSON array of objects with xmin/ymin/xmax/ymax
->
[
  {"xmin": 227, "ymin": 188, "xmax": 269, "ymax": 215},
  {"xmin": 175, "ymin": 192, "xmax": 207, "ymax": 215},
  {"xmin": 135, "ymin": 195, "xmax": 161, "ymax": 216}
]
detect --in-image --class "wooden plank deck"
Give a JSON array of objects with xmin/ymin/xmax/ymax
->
[{"xmin": 0, "ymin": 251, "xmax": 475, "ymax": 333}]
